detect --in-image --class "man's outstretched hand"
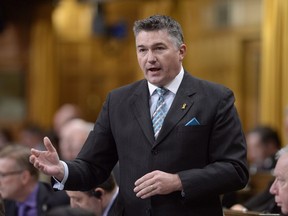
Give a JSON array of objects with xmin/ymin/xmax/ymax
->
[{"xmin": 29, "ymin": 137, "xmax": 65, "ymax": 181}]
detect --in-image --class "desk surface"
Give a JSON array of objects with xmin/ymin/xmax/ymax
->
[{"xmin": 223, "ymin": 209, "xmax": 280, "ymax": 216}]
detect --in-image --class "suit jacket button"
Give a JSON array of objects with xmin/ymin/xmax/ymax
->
[{"xmin": 151, "ymin": 149, "xmax": 158, "ymax": 155}]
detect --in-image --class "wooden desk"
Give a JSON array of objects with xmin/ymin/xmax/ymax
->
[{"xmin": 223, "ymin": 209, "xmax": 280, "ymax": 216}]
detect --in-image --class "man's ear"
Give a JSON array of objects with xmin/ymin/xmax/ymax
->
[
  {"xmin": 92, "ymin": 188, "xmax": 105, "ymax": 199},
  {"xmin": 20, "ymin": 170, "xmax": 31, "ymax": 184},
  {"xmin": 179, "ymin": 43, "xmax": 186, "ymax": 61}
]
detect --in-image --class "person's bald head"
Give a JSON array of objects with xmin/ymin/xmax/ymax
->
[
  {"xmin": 59, "ymin": 118, "xmax": 93, "ymax": 160},
  {"xmin": 53, "ymin": 104, "xmax": 82, "ymax": 135}
]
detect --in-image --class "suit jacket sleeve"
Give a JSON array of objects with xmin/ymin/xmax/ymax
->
[
  {"xmin": 178, "ymin": 86, "xmax": 248, "ymax": 200},
  {"xmin": 64, "ymin": 92, "xmax": 119, "ymax": 190}
]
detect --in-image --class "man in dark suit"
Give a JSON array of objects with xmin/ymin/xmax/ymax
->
[
  {"xmin": 0, "ymin": 145, "xmax": 69, "ymax": 216},
  {"xmin": 30, "ymin": 15, "xmax": 249, "ymax": 216}
]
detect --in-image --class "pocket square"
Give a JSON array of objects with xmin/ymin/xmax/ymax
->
[{"xmin": 185, "ymin": 117, "xmax": 200, "ymax": 126}]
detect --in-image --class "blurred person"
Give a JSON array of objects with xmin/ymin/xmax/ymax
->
[
  {"xmin": 59, "ymin": 119, "xmax": 120, "ymax": 215},
  {"xmin": 0, "ymin": 145, "xmax": 69, "ymax": 216},
  {"xmin": 46, "ymin": 103, "xmax": 83, "ymax": 153},
  {"xmin": 18, "ymin": 123, "xmax": 51, "ymax": 183},
  {"xmin": 53, "ymin": 103, "xmax": 82, "ymax": 136},
  {"xmin": 229, "ymin": 114, "xmax": 288, "ymax": 213},
  {"xmin": 270, "ymin": 146, "xmax": 288, "ymax": 215},
  {"xmin": 66, "ymin": 174, "xmax": 119, "ymax": 216},
  {"xmin": 59, "ymin": 118, "xmax": 93, "ymax": 160},
  {"xmin": 0, "ymin": 128, "xmax": 13, "ymax": 150},
  {"xmin": 18, "ymin": 123, "xmax": 45, "ymax": 150},
  {"xmin": 58, "ymin": 118, "xmax": 120, "ymax": 183},
  {"xmin": 247, "ymin": 126, "xmax": 281, "ymax": 173},
  {"xmin": 227, "ymin": 126, "xmax": 281, "ymax": 212},
  {"xmin": 30, "ymin": 15, "xmax": 248, "ymax": 215}
]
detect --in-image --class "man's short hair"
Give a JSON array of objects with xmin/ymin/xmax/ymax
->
[
  {"xmin": 0, "ymin": 144, "xmax": 39, "ymax": 179},
  {"xmin": 133, "ymin": 15, "xmax": 184, "ymax": 47},
  {"xmin": 249, "ymin": 126, "xmax": 281, "ymax": 149},
  {"xmin": 86, "ymin": 174, "xmax": 116, "ymax": 197}
]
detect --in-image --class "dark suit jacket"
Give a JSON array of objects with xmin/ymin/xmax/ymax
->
[
  {"xmin": 0, "ymin": 198, "xmax": 4, "ymax": 216},
  {"xmin": 64, "ymin": 72, "xmax": 249, "ymax": 216},
  {"xmin": 4, "ymin": 182, "xmax": 69, "ymax": 216}
]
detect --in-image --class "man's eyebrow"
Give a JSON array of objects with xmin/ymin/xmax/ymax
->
[
  {"xmin": 153, "ymin": 42, "xmax": 165, "ymax": 46},
  {"xmin": 137, "ymin": 42, "xmax": 166, "ymax": 48}
]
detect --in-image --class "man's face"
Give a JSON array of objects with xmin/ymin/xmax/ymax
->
[
  {"xmin": 66, "ymin": 191, "xmax": 102, "ymax": 216},
  {"xmin": 247, "ymin": 133, "xmax": 265, "ymax": 165},
  {"xmin": 59, "ymin": 128, "xmax": 86, "ymax": 160},
  {"xmin": 270, "ymin": 154, "xmax": 288, "ymax": 215},
  {"xmin": 0, "ymin": 158, "xmax": 24, "ymax": 200},
  {"xmin": 136, "ymin": 30, "xmax": 186, "ymax": 87}
]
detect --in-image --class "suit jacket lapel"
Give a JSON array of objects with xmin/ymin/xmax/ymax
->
[
  {"xmin": 130, "ymin": 81, "xmax": 155, "ymax": 146},
  {"xmin": 155, "ymin": 72, "xmax": 197, "ymax": 146}
]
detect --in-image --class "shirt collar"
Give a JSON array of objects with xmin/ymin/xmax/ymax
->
[
  {"xmin": 148, "ymin": 66, "xmax": 184, "ymax": 96},
  {"xmin": 102, "ymin": 187, "xmax": 119, "ymax": 216}
]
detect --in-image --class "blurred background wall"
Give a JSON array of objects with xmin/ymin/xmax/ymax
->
[{"xmin": 0, "ymin": 0, "xmax": 287, "ymax": 144}]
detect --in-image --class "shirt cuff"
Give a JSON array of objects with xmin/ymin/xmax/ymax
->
[
  {"xmin": 181, "ymin": 190, "xmax": 185, "ymax": 197},
  {"xmin": 52, "ymin": 161, "xmax": 69, "ymax": 190}
]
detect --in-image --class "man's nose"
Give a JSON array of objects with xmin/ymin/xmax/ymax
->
[
  {"xmin": 147, "ymin": 50, "xmax": 156, "ymax": 62},
  {"xmin": 269, "ymin": 179, "xmax": 277, "ymax": 195}
]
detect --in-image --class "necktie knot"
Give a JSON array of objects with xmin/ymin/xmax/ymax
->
[{"xmin": 156, "ymin": 87, "xmax": 167, "ymax": 97}]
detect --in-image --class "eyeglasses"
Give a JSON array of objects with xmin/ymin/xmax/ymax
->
[{"xmin": 0, "ymin": 170, "xmax": 23, "ymax": 178}]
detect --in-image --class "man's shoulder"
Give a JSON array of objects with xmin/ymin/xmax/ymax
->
[
  {"xmin": 107, "ymin": 79, "xmax": 148, "ymax": 101},
  {"xmin": 112, "ymin": 79, "xmax": 146, "ymax": 93},
  {"xmin": 183, "ymin": 71, "xmax": 233, "ymax": 96},
  {"xmin": 3, "ymin": 199, "xmax": 17, "ymax": 216}
]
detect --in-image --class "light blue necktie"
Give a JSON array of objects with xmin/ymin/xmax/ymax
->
[{"xmin": 152, "ymin": 88, "xmax": 168, "ymax": 138}]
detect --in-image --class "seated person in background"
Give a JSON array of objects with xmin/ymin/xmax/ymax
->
[
  {"xmin": 58, "ymin": 118, "xmax": 94, "ymax": 161},
  {"xmin": 247, "ymin": 126, "xmax": 281, "ymax": 173},
  {"xmin": 53, "ymin": 103, "xmax": 83, "ymax": 137},
  {"xmin": 58, "ymin": 118, "xmax": 119, "ymax": 183},
  {"xmin": 224, "ymin": 125, "xmax": 281, "ymax": 211},
  {"xmin": 18, "ymin": 123, "xmax": 45, "ymax": 150},
  {"xmin": 46, "ymin": 103, "xmax": 83, "ymax": 153},
  {"xmin": 269, "ymin": 146, "xmax": 288, "ymax": 216},
  {"xmin": 66, "ymin": 174, "xmax": 119, "ymax": 216},
  {"xmin": 0, "ymin": 127, "xmax": 13, "ymax": 150},
  {"xmin": 0, "ymin": 145, "xmax": 69, "ymax": 216}
]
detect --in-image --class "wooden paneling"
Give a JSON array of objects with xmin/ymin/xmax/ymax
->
[{"xmin": 0, "ymin": 0, "xmax": 263, "ymax": 133}]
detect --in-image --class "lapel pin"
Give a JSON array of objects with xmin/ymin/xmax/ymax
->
[{"xmin": 181, "ymin": 103, "xmax": 187, "ymax": 110}]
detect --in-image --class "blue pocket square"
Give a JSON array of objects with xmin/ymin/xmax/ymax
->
[{"xmin": 185, "ymin": 117, "xmax": 200, "ymax": 126}]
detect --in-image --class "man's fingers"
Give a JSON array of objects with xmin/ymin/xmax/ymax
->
[
  {"xmin": 29, "ymin": 154, "xmax": 36, "ymax": 164},
  {"xmin": 30, "ymin": 148, "xmax": 41, "ymax": 157},
  {"xmin": 135, "ymin": 184, "xmax": 157, "ymax": 199},
  {"xmin": 43, "ymin": 137, "xmax": 56, "ymax": 152},
  {"xmin": 135, "ymin": 171, "xmax": 156, "ymax": 186}
]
